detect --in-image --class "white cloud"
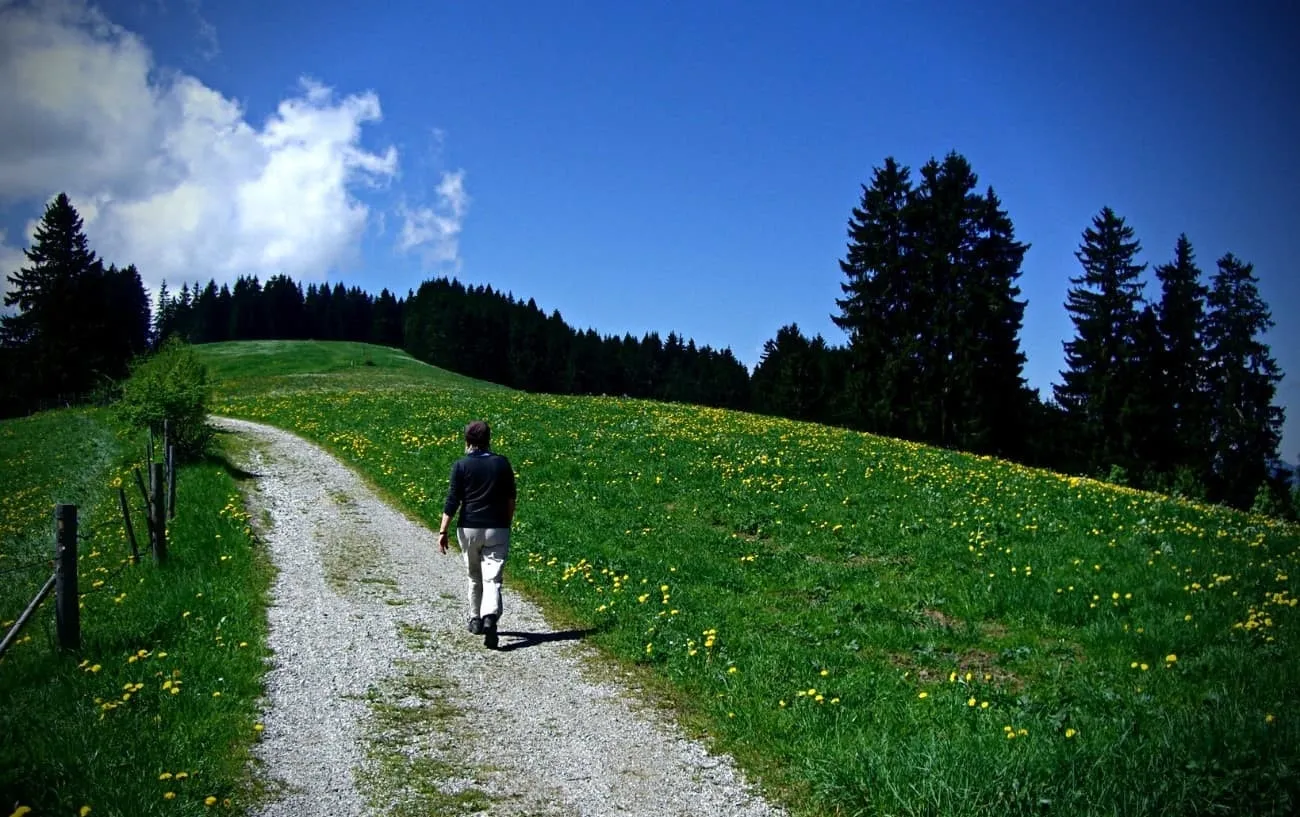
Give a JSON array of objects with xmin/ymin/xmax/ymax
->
[
  {"xmin": 183, "ymin": 0, "xmax": 220, "ymax": 60},
  {"xmin": 0, "ymin": 0, "xmax": 463, "ymax": 294},
  {"xmin": 397, "ymin": 169, "xmax": 469, "ymax": 268}
]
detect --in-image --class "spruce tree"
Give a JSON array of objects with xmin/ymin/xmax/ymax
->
[
  {"xmin": 2, "ymin": 193, "xmax": 105, "ymax": 399},
  {"xmin": 907, "ymin": 154, "xmax": 1031, "ymax": 454},
  {"xmin": 1203, "ymin": 252, "xmax": 1285, "ymax": 508},
  {"xmin": 833, "ymin": 153, "xmax": 1031, "ymax": 455},
  {"xmin": 833, "ymin": 157, "xmax": 916, "ymax": 436},
  {"xmin": 752, "ymin": 323, "xmax": 829, "ymax": 421},
  {"xmin": 1054, "ymin": 207, "xmax": 1147, "ymax": 474},
  {"xmin": 1153, "ymin": 234, "xmax": 1210, "ymax": 486}
]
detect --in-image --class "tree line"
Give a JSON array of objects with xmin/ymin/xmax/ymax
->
[
  {"xmin": 2, "ymin": 165, "xmax": 1292, "ymax": 515},
  {"xmin": 753, "ymin": 152, "xmax": 1289, "ymax": 514}
]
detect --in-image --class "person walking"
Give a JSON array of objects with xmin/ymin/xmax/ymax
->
[{"xmin": 438, "ymin": 420, "xmax": 517, "ymax": 649}]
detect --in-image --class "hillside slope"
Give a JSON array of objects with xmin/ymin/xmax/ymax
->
[{"xmin": 205, "ymin": 340, "xmax": 1300, "ymax": 817}]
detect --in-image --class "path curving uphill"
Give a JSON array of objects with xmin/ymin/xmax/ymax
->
[{"xmin": 213, "ymin": 416, "xmax": 785, "ymax": 817}]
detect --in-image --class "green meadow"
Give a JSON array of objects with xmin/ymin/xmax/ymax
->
[
  {"xmin": 208, "ymin": 340, "xmax": 1298, "ymax": 817},
  {"xmin": 2, "ymin": 338, "xmax": 1296, "ymax": 816},
  {"xmin": 0, "ymin": 409, "xmax": 272, "ymax": 816}
]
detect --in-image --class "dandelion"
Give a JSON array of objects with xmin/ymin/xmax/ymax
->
[
  {"xmin": 163, "ymin": 792, "xmax": 176, "ymax": 801},
  {"xmin": 1065, "ymin": 728, "xmax": 1077, "ymax": 738},
  {"xmin": 918, "ymin": 691, "xmax": 928, "ymax": 699},
  {"xmin": 727, "ymin": 666, "xmax": 738, "ymax": 674},
  {"xmin": 159, "ymin": 772, "xmax": 174, "ymax": 780},
  {"xmin": 205, "ymin": 796, "xmax": 218, "ymax": 806},
  {"xmin": 1165, "ymin": 654, "xmax": 1177, "ymax": 664},
  {"xmin": 175, "ymin": 772, "xmax": 188, "ymax": 780},
  {"xmin": 980, "ymin": 701, "xmax": 989, "ymax": 709},
  {"xmin": 80, "ymin": 807, "xmax": 93, "ymax": 816},
  {"xmin": 968, "ymin": 697, "xmax": 976, "ymax": 707},
  {"xmin": 1266, "ymin": 713, "xmax": 1275, "ymax": 723},
  {"xmin": 253, "ymin": 723, "xmax": 265, "ymax": 732}
]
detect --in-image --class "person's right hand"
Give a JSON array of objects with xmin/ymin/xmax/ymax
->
[{"xmin": 437, "ymin": 530, "xmax": 449, "ymax": 554}]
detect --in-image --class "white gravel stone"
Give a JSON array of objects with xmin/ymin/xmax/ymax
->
[{"xmin": 215, "ymin": 416, "xmax": 786, "ymax": 817}]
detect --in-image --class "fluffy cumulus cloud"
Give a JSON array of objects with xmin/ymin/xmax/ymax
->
[
  {"xmin": 397, "ymin": 170, "xmax": 470, "ymax": 269},
  {"xmin": 0, "ymin": 0, "xmax": 467, "ymax": 295}
]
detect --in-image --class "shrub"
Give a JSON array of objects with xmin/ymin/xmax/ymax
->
[{"xmin": 116, "ymin": 338, "xmax": 213, "ymax": 460}]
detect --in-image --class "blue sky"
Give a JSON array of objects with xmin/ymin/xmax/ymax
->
[{"xmin": 2, "ymin": 0, "xmax": 1296, "ymax": 460}]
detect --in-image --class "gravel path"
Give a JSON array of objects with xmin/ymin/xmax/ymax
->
[{"xmin": 214, "ymin": 416, "xmax": 786, "ymax": 817}]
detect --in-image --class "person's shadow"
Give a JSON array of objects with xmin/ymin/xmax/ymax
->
[{"xmin": 494, "ymin": 628, "xmax": 595, "ymax": 652}]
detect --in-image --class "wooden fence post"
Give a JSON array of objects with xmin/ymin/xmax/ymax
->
[
  {"xmin": 151, "ymin": 462, "xmax": 167, "ymax": 563},
  {"xmin": 54, "ymin": 504, "xmax": 80, "ymax": 651},
  {"xmin": 167, "ymin": 443, "xmax": 177, "ymax": 520},
  {"xmin": 118, "ymin": 487, "xmax": 140, "ymax": 564}
]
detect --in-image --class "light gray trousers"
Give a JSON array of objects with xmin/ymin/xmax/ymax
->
[{"xmin": 457, "ymin": 527, "xmax": 510, "ymax": 621}]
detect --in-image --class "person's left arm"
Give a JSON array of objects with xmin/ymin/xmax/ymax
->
[
  {"xmin": 505, "ymin": 459, "xmax": 517, "ymax": 525},
  {"xmin": 439, "ymin": 460, "xmax": 462, "ymax": 554}
]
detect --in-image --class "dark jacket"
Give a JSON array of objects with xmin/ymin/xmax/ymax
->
[{"xmin": 444, "ymin": 450, "xmax": 516, "ymax": 528}]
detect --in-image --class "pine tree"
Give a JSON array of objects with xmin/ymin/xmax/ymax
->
[
  {"xmin": 1122, "ymin": 304, "xmax": 1167, "ymax": 485},
  {"xmin": 2, "ymin": 193, "xmax": 105, "ymax": 400},
  {"xmin": 833, "ymin": 157, "xmax": 916, "ymax": 436},
  {"xmin": 833, "ymin": 153, "xmax": 1031, "ymax": 455},
  {"xmin": 263, "ymin": 275, "xmax": 306, "ymax": 339},
  {"xmin": 1152, "ymin": 234, "xmax": 1210, "ymax": 486},
  {"xmin": 154, "ymin": 280, "xmax": 174, "ymax": 342},
  {"xmin": 751, "ymin": 323, "xmax": 830, "ymax": 422},
  {"xmin": 1203, "ymin": 252, "xmax": 1285, "ymax": 508},
  {"xmin": 1054, "ymin": 207, "xmax": 1147, "ymax": 474},
  {"xmin": 906, "ymin": 154, "xmax": 1031, "ymax": 454}
]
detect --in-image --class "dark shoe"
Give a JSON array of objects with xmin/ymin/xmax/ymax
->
[
  {"xmin": 468, "ymin": 617, "xmax": 483, "ymax": 635},
  {"xmin": 483, "ymin": 614, "xmax": 498, "ymax": 649}
]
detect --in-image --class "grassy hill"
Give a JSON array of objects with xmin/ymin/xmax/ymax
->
[
  {"xmin": 200, "ymin": 339, "xmax": 504, "ymax": 393},
  {"xmin": 5, "ymin": 339, "xmax": 1293, "ymax": 815},
  {"xmin": 201, "ymin": 340, "xmax": 1300, "ymax": 816}
]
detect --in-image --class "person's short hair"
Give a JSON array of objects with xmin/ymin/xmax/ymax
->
[{"xmin": 465, "ymin": 420, "xmax": 491, "ymax": 448}]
